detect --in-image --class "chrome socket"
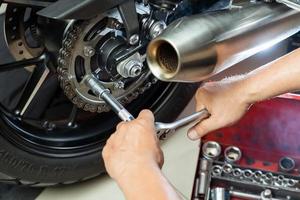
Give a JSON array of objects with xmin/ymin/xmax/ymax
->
[
  {"xmin": 212, "ymin": 165, "xmax": 223, "ymax": 177},
  {"xmin": 254, "ymin": 170, "xmax": 263, "ymax": 182},
  {"xmin": 287, "ymin": 179, "xmax": 298, "ymax": 187},
  {"xmin": 233, "ymin": 168, "xmax": 243, "ymax": 178},
  {"xmin": 202, "ymin": 141, "xmax": 222, "ymax": 161},
  {"xmin": 224, "ymin": 146, "xmax": 242, "ymax": 164},
  {"xmin": 279, "ymin": 157, "xmax": 296, "ymax": 173},
  {"xmin": 211, "ymin": 163, "xmax": 300, "ymax": 191},
  {"xmin": 222, "ymin": 163, "xmax": 233, "ymax": 175},
  {"xmin": 243, "ymin": 169, "xmax": 254, "ymax": 182},
  {"xmin": 262, "ymin": 173, "xmax": 274, "ymax": 185}
]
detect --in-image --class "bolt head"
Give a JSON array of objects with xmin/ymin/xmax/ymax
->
[
  {"xmin": 150, "ymin": 21, "xmax": 166, "ymax": 39},
  {"xmin": 129, "ymin": 65, "xmax": 142, "ymax": 77},
  {"xmin": 129, "ymin": 34, "xmax": 140, "ymax": 45},
  {"xmin": 83, "ymin": 46, "xmax": 96, "ymax": 57},
  {"xmin": 114, "ymin": 81, "xmax": 125, "ymax": 89}
]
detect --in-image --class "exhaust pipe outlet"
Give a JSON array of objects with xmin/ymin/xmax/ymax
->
[{"xmin": 147, "ymin": 2, "xmax": 300, "ymax": 82}]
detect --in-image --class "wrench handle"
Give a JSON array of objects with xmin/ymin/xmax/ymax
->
[{"xmin": 155, "ymin": 109, "xmax": 210, "ymax": 131}]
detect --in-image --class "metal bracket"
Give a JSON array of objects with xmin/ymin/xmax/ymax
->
[
  {"xmin": 276, "ymin": 0, "xmax": 300, "ymax": 11},
  {"xmin": 118, "ymin": 0, "xmax": 140, "ymax": 45}
]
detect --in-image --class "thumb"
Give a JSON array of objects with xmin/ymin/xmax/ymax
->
[
  {"xmin": 187, "ymin": 117, "xmax": 218, "ymax": 140},
  {"xmin": 137, "ymin": 109, "xmax": 155, "ymax": 123}
]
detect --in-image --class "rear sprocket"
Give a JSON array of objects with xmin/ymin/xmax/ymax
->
[{"xmin": 57, "ymin": 14, "xmax": 157, "ymax": 113}]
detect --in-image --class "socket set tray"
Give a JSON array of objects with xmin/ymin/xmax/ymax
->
[{"xmin": 192, "ymin": 94, "xmax": 300, "ymax": 200}]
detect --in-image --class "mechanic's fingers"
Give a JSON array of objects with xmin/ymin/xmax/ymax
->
[
  {"xmin": 102, "ymin": 145, "xmax": 110, "ymax": 160},
  {"xmin": 105, "ymin": 133, "xmax": 118, "ymax": 148},
  {"xmin": 138, "ymin": 109, "xmax": 155, "ymax": 121},
  {"xmin": 187, "ymin": 117, "xmax": 218, "ymax": 140},
  {"xmin": 116, "ymin": 121, "xmax": 127, "ymax": 131},
  {"xmin": 195, "ymin": 103, "xmax": 205, "ymax": 112},
  {"xmin": 105, "ymin": 134, "xmax": 113, "ymax": 146},
  {"xmin": 137, "ymin": 110, "xmax": 155, "ymax": 129}
]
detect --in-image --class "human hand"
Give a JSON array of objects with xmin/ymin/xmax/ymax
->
[
  {"xmin": 102, "ymin": 110, "xmax": 164, "ymax": 184},
  {"xmin": 188, "ymin": 76, "xmax": 253, "ymax": 140}
]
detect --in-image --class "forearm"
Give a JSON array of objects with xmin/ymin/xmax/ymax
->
[
  {"xmin": 242, "ymin": 48, "xmax": 300, "ymax": 103},
  {"xmin": 117, "ymin": 165, "xmax": 182, "ymax": 200}
]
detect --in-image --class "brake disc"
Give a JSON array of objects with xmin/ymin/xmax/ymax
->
[{"xmin": 4, "ymin": 5, "xmax": 44, "ymax": 61}]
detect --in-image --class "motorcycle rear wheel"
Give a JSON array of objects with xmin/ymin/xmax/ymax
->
[{"xmin": 0, "ymin": 4, "xmax": 198, "ymax": 186}]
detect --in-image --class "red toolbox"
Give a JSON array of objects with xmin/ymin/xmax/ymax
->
[{"xmin": 192, "ymin": 94, "xmax": 300, "ymax": 200}]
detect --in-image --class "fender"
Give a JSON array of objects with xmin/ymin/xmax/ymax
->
[{"xmin": 37, "ymin": 0, "xmax": 128, "ymax": 20}]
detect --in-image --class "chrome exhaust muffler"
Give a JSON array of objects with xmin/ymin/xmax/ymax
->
[{"xmin": 147, "ymin": 2, "xmax": 300, "ymax": 82}]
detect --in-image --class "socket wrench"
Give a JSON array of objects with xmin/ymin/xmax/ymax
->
[{"xmin": 84, "ymin": 75, "xmax": 210, "ymax": 132}]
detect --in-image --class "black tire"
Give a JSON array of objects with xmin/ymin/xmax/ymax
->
[{"xmin": 0, "ymin": 83, "xmax": 197, "ymax": 186}]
